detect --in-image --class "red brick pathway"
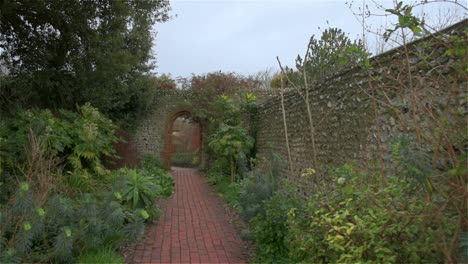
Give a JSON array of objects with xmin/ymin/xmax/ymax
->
[{"xmin": 126, "ymin": 167, "xmax": 246, "ymax": 264}]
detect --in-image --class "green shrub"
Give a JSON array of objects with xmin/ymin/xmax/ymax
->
[
  {"xmin": 111, "ymin": 157, "xmax": 174, "ymax": 221},
  {"xmin": 141, "ymin": 156, "xmax": 175, "ymax": 198},
  {"xmin": 0, "ymin": 104, "xmax": 117, "ymax": 196},
  {"xmin": 115, "ymin": 168, "xmax": 160, "ymax": 209},
  {"xmin": 244, "ymin": 162, "xmax": 459, "ymax": 263},
  {"xmin": 0, "ymin": 181, "xmax": 146, "ymax": 263},
  {"xmin": 141, "ymin": 155, "xmax": 162, "ymax": 169},
  {"xmin": 171, "ymin": 152, "xmax": 199, "ymax": 167},
  {"xmin": 238, "ymin": 149, "xmax": 281, "ymax": 223},
  {"xmin": 286, "ymin": 165, "xmax": 455, "ymax": 263},
  {"xmin": 0, "ymin": 106, "xmax": 145, "ymax": 263},
  {"xmin": 154, "ymin": 173, "xmax": 175, "ymax": 198},
  {"xmin": 250, "ymin": 186, "xmax": 302, "ymax": 263},
  {"xmin": 213, "ymin": 176, "xmax": 242, "ymax": 209},
  {"xmin": 206, "ymin": 157, "xmax": 271, "ymax": 211},
  {"xmin": 204, "ymin": 157, "xmax": 241, "ymax": 210},
  {"xmin": 208, "ymin": 123, "xmax": 254, "ymax": 182},
  {"xmin": 77, "ymin": 246, "xmax": 124, "ymax": 264},
  {"xmin": 206, "ymin": 95, "xmax": 255, "ymax": 183},
  {"xmin": 206, "ymin": 158, "xmax": 230, "ymax": 185},
  {"xmin": 238, "ymin": 172, "xmax": 275, "ymax": 223},
  {"xmin": 125, "ymin": 169, "xmax": 159, "ymax": 209}
]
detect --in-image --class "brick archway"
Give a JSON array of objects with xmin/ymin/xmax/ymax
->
[
  {"xmin": 163, "ymin": 111, "xmax": 204, "ymax": 168},
  {"xmin": 132, "ymin": 89, "xmax": 269, "ymax": 169}
]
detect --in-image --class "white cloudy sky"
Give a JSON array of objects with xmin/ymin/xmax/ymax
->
[{"xmin": 152, "ymin": 0, "xmax": 466, "ymax": 78}]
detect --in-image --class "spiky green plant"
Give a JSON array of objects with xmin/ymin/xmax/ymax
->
[{"xmin": 121, "ymin": 168, "xmax": 160, "ymax": 209}]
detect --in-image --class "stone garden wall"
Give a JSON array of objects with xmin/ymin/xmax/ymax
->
[
  {"xmin": 255, "ymin": 19, "xmax": 467, "ymax": 184},
  {"xmin": 130, "ymin": 19, "xmax": 466, "ymax": 185}
]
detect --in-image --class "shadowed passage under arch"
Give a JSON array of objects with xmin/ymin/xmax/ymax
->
[{"xmin": 165, "ymin": 112, "xmax": 202, "ymax": 168}]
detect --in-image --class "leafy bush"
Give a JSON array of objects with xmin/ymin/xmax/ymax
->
[
  {"xmin": 208, "ymin": 123, "xmax": 254, "ymax": 182},
  {"xmin": 250, "ymin": 186, "xmax": 302, "ymax": 263},
  {"xmin": 243, "ymin": 158, "xmax": 461, "ymax": 263},
  {"xmin": 110, "ymin": 156, "xmax": 174, "ymax": 221},
  {"xmin": 213, "ymin": 176, "xmax": 242, "ymax": 209},
  {"xmin": 141, "ymin": 156, "xmax": 174, "ymax": 198},
  {"xmin": 0, "ymin": 104, "xmax": 117, "ymax": 195},
  {"xmin": 0, "ymin": 181, "xmax": 146, "ymax": 263},
  {"xmin": 203, "ymin": 95, "xmax": 256, "ymax": 183},
  {"xmin": 0, "ymin": 105, "xmax": 152, "ymax": 263},
  {"xmin": 118, "ymin": 168, "xmax": 161, "ymax": 209},
  {"xmin": 2, "ymin": 104, "xmax": 116, "ymax": 171},
  {"xmin": 112, "ymin": 169, "xmax": 159, "ymax": 221},
  {"xmin": 286, "ymin": 164, "xmax": 456, "ymax": 263},
  {"xmin": 239, "ymin": 148, "xmax": 281, "ymax": 223},
  {"xmin": 238, "ymin": 172, "xmax": 275, "ymax": 223},
  {"xmin": 171, "ymin": 152, "xmax": 199, "ymax": 167},
  {"xmin": 77, "ymin": 245, "xmax": 125, "ymax": 264},
  {"xmin": 207, "ymin": 149, "xmax": 278, "ymax": 214},
  {"xmin": 205, "ymin": 157, "xmax": 240, "ymax": 208},
  {"xmin": 206, "ymin": 158, "xmax": 230, "ymax": 185},
  {"xmin": 141, "ymin": 155, "xmax": 163, "ymax": 169}
]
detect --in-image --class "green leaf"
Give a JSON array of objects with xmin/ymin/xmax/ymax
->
[
  {"xmin": 140, "ymin": 209, "xmax": 150, "ymax": 220},
  {"xmin": 398, "ymin": 15, "xmax": 408, "ymax": 26},
  {"xmin": 114, "ymin": 192, "xmax": 122, "ymax": 200},
  {"xmin": 411, "ymin": 26, "xmax": 422, "ymax": 35},
  {"xmin": 133, "ymin": 186, "xmax": 139, "ymax": 208}
]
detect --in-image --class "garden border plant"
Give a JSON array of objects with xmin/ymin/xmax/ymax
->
[
  {"xmin": 241, "ymin": 2, "xmax": 467, "ymax": 263},
  {"xmin": 0, "ymin": 105, "xmax": 175, "ymax": 263}
]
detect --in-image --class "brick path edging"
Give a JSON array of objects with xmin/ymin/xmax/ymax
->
[{"xmin": 126, "ymin": 167, "xmax": 247, "ymax": 264}]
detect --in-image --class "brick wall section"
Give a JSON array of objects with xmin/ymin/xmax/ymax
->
[
  {"xmin": 131, "ymin": 89, "xmax": 280, "ymax": 168},
  {"xmin": 132, "ymin": 91, "xmax": 197, "ymax": 168},
  {"xmin": 108, "ymin": 129, "xmax": 140, "ymax": 169}
]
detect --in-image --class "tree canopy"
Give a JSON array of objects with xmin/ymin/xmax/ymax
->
[
  {"xmin": 188, "ymin": 71, "xmax": 259, "ymax": 94},
  {"xmin": 0, "ymin": 0, "xmax": 171, "ymax": 121},
  {"xmin": 297, "ymin": 27, "xmax": 367, "ymax": 80}
]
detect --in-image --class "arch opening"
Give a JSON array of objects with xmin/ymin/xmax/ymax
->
[{"xmin": 166, "ymin": 112, "xmax": 202, "ymax": 168}]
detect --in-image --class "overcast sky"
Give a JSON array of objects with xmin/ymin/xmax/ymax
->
[{"xmin": 152, "ymin": 0, "xmax": 466, "ymax": 78}]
